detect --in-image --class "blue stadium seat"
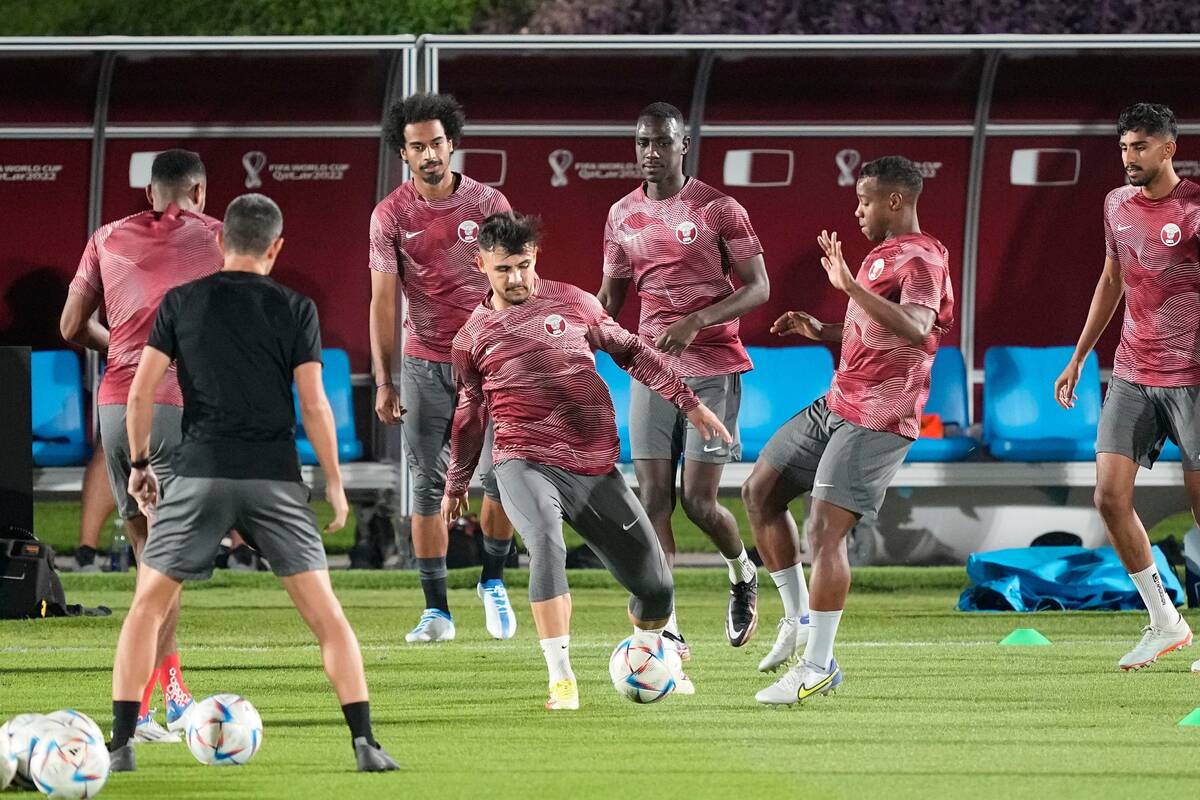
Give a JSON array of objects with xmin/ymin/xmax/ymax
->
[
  {"xmin": 1159, "ymin": 439, "xmax": 1183, "ymax": 462},
  {"xmin": 983, "ymin": 346, "xmax": 1100, "ymax": 461},
  {"xmin": 906, "ymin": 346, "xmax": 976, "ymax": 462},
  {"xmin": 293, "ymin": 349, "xmax": 363, "ymax": 464},
  {"xmin": 31, "ymin": 350, "xmax": 90, "ymax": 467},
  {"xmin": 594, "ymin": 350, "xmax": 632, "ymax": 462},
  {"xmin": 741, "ymin": 346, "xmax": 834, "ymax": 462}
]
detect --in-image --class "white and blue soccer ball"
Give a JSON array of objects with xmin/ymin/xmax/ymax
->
[
  {"xmin": 2, "ymin": 713, "xmax": 59, "ymax": 787},
  {"xmin": 608, "ymin": 635, "xmax": 676, "ymax": 704},
  {"xmin": 29, "ymin": 730, "xmax": 109, "ymax": 799},
  {"xmin": 0, "ymin": 725, "xmax": 16, "ymax": 790},
  {"xmin": 185, "ymin": 694, "xmax": 263, "ymax": 766},
  {"xmin": 45, "ymin": 710, "xmax": 104, "ymax": 747}
]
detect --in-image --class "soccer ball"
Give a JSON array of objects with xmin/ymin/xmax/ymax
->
[
  {"xmin": 45, "ymin": 710, "xmax": 104, "ymax": 747},
  {"xmin": 608, "ymin": 635, "xmax": 676, "ymax": 704},
  {"xmin": 2, "ymin": 714, "xmax": 59, "ymax": 786},
  {"xmin": 186, "ymin": 694, "xmax": 263, "ymax": 766},
  {"xmin": 0, "ymin": 726, "xmax": 15, "ymax": 790},
  {"xmin": 29, "ymin": 730, "xmax": 109, "ymax": 799}
]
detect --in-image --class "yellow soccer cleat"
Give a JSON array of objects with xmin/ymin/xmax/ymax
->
[{"xmin": 545, "ymin": 679, "xmax": 579, "ymax": 711}]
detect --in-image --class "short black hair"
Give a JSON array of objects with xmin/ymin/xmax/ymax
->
[
  {"xmin": 223, "ymin": 194, "xmax": 283, "ymax": 257},
  {"xmin": 383, "ymin": 92, "xmax": 466, "ymax": 154},
  {"xmin": 478, "ymin": 211, "xmax": 541, "ymax": 255},
  {"xmin": 859, "ymin": 155, "xmax": 924, "ymax": 198},
  {"xmin": 638, "ymin": 101, "xmax": 685, "ymax": 130},
  {"xmin": 1117, "ymin": 102, "xmax": 1178, "ymax": 140},
  {"xmin": 150, "ymin": 149, "xmax": 204, "ymax": 190}
]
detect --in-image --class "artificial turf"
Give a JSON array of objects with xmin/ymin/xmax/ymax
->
[{"xmin": 3, "ymin": 568, "xmax": 1199, "ymax": 799}]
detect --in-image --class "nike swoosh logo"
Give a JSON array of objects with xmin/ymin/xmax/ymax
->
[
  {"xmin": 485, "ymin": 345, "xmax": 498, "ymax": 356},
  {"xmin": 703, "ymin": 445, "xmax": 724, "ymax": 453},
  {"xmin": 797, "ymin": 669, "xmax": 837, "ymax": 701},
  {"xmin": 405, "ymin": 230, "xmax": 424, "ymax": 239},
  {"xmin": 1117, "ymin": 225, "xmax": 1133, "ymax": 231},
  {"xmin": 622, "ymin": 519, "xmax": 638, "ymax": 530},
  {"xmin": 729, "ymin": 627, "xmax": 744, "ymax": 639},
  {"xmin": 814, "ymin": 482, "xmax": 834, "ymax": 488}
]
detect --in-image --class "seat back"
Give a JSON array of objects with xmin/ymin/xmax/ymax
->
[
  {"xmin": 924, "ymin": 346, "xmax": 970, "ymax": 429},
  {"xmin": 983, "ymin": 346, "xmax": 1100, "ymax": 443},
  {"xmin": 593, "ymin": 350, "xmax": 632, "ymax": 462},
  {"xmin": 30, "ymin": 350, "xmax": 85, "ymax": 445},
  {"xmin": 293, "ymin": 348, "xmax": 361, "ymax": 461},
  {"xmin": 741, "ymin": 346, "xmax": 835, "ymax": 461}
]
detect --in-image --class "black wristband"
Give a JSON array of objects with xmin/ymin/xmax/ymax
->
[
  {"xmin": 130, "ymin": 457, "xmax": 150, "ymax": 470},
  {"xmin": 376, "ymin": 381, "xmax": 394, "ymax": 389}
]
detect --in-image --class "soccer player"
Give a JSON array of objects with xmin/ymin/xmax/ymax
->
[
  {"xmin": 597, "ymin": 101, "xmax": 770, "ymax": 655},
  {"xmin": 1054, "ymin": 102, "xmax": 1200, "ymax": 671},
  {"xmin": 59, "ymin": 149, "xmax": 215, "ymax": 740},
  {"xmin": 369, "ymin": 92, "xmax": 517, "ymax": 642},
  {"xmin": 746, "ymin": 156, "xmax": 953, "ymax": 704},
  {"xmin": 441, "ymin": 212, "xmax": 732, "ymax": 710},
  {"xmin": 108, "ymin": 194, "xmax": 400, "ymax": 773}
]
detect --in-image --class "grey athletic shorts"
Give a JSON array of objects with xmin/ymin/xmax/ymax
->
[
  {"xmin": 98, "ymin": 404, "xmax": 183, "ymax": 520},
  {"xmin": 759, "ymin": 397, "xmax": 913, "ymax": 518},
  {"xmin": 630, "ymin": 372, "xmax": 742, "ymax": 463},
  {"xmin": 400, "ymin": 355, "xmax": 499, "ymax": 515},
  {"xmin": 494, "ymin": 459, "xmax": 674, "ymax": 622},
  {"xmin": 142, "ymin": 476, "xmax": 327, "ymax": 581},
  {"xmin": 1096, "ymin": 377, "xmax": 1200, "ymax": 470}
]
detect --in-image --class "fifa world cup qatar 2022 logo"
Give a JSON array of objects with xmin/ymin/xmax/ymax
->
[
  {"xmin": 242, "ymin": 151, "xmax": 268, "ymax": 189},
  {"xmin": 548, "ymin": 149, "xmax": 574, "ymax": 188},
  {"xmin": 836, "ymin": 149, "xmax": 862, "ymax": 188}
]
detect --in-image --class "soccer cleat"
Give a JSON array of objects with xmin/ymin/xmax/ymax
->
[
  {"xmin": 665, "ymin": 651, "xmax": 695, "ymax": 696},
  {"xmin": 354, "ymin": 737, "xmax": 402, "ymax": 772},
  {"xmin": 1118, "ymin": 617, "xmax": 1192, "ymax": 671},
  {"xmin": 755, "ymin": 658, "xmax": 842, "ymax": 706},
  {"xmin": 404, "ymin": 609, "xmax": 456, "ymax": 643},
  {"xmin": 726, "ymin": 576, "xmax": 759, "ymax": 647},
  {"xmin": 165, "ymin": 697, "xmax": 193, "ymax": 734},
  {"xmin": 545, "ymin": 679, "xmax": 579, "ymax": 710},
  {"xmin": 108, "ymin": 743, "xmax": 136, "ymax": 772},
  {"xmin": 477, "ymin": 580, "xmax": 517, "ymax": 640},
  {"xmin": 1192, "ymin": 658, "xmax": 1200, "ymax": 673},
  {"xmin": 758, "ymin": 615, "xmax": 811, "ymax": 672},
  {"xmin": 133, "ymin": 711, "xmax": 181, "ymax": 743},
  {"xmin": 663, "ymin": 629, "xmax": 691, "ymax": 662},
  {"xmin": 74, "ymin": 546, "xmax": 101, "ymax": 573}
]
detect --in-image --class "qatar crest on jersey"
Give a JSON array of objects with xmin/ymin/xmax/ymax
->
[
  {"xmin": 868, "ymin": 257, "xmax": 886, "ymax": 281},
  {"xmin": 1161, "ymin": 222, "xmax": 1182, "ymax": 247},
  {"xmin": 458, "ymin": 220, "xmax": 480, "ymax": 243},
  {"xmin": 544, "ymin": 314, "xmax": 567, "ymax": 337},
  {"xmin": 675, "ymin": 221, "xmax": 698, "ymax": 244}
]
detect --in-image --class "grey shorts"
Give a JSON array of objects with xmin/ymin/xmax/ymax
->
[
  {"xmin": 141, "ymin": 476, "xmax": 327, "ymax": 581},
  {"xmin": 98, "ymin": 404, "xmax": 183, "ymax": 520},
  {"xmin": 759, "ymin": 397, "xmax": 912, "ymax": 518},
  {"xmin": 630, "ymin": 372, "xmax": 742, "ymax": 463},
  {"xmin": 400, "ymin": 355, "xmax": 499, "ymax": 515},
  {"xmin": 494, "ymin": 459, "xmax": 673, "ymax": 621},
  {"xmin": 1096, "ymin": 377, "xmax": 1200, "ymax": 470}
]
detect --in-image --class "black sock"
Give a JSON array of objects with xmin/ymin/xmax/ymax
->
[
  {"xmin": 479, "ymin": 535, "xmax": 511, "ymax": 583},
  {"xmin": 417, "ymin": 557, "xmax": 449, "ymax": 613},
  {"xmin": 109, "ymin": 700, "xmax": 140, "ymax": 749},
  {"xmin": 342, "ymin": 701, "xmax": 377, "ymax": 747}
]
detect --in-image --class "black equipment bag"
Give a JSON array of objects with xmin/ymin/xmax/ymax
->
[{"xmin": 0, "ymin": 526, "xmax": 109, "ymax": 618}]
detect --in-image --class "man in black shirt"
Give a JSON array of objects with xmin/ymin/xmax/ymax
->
[{"xmin": 108, "ymin": 194, "xmax": 400, "ymax": 774}]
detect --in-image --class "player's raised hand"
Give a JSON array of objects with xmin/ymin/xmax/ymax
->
[
  {"xmin": 441, "ymin": 490, "xmax": 468, "ymax": 527},
  {"xmin": 375, "ymin": 383, "xmax": 406, "ymax": 425},
  {"xmin": 770, "ymin": 310, "xmax": 824, "ymax": 340},
  {"xmin": 1054, "ymin": 358, "xmax": 1083, "ymax": 409},
  {"xmin": 654, "ymin": 315, "xmax": 702, "ymax": 356},
  {"xmin": 325, "ymin": 482, "xmax": 350, "ymax": 533},
  {"xmin": 128, "ymin": 465, "xmax": 160, "ymax": 518},
  {"xmin": 817, "ymin": 230, "xmax": 856, "ymax": 294},
  {"xmin": 686, "ymin": 402, "xmax": 733, "ymax": 445}
]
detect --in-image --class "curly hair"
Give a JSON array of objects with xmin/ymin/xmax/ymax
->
[
  {"xmin": 1117, "ymin": 102, "xmax": 1178, "ymax": 140},
  {"xmin": 383, "ymin": 93, "xmax": 467, "ymax": 154},
  {"xmin": 859, "ymin": 155, "xmax": 924, "ymax": 198}
]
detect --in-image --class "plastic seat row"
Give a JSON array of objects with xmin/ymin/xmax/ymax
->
[{"xmin": 30, "ymin": 349, "xmax": 363, "ymax": 467}]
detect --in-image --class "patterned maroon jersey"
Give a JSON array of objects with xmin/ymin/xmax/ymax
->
[
  {"xmin": 603, "ymin": 178, "xmax": 761, "ymax": 377},
  {"xmin": 69, "ymin": 205, "xmax": 222, "ymax": 406},
  {"xmin": 445, "ymin": 279, "xmax": 699, "ymax": 494},
  {"xmin": 826, "ymin": 232, "xmax": 955, "ymax": 439},
  {"xmin": 1104, "ymin": 179, "xmax": 1200, "ymax": 387},
  {"xmin": 369, "ymin": 174, "xmax": 511, "ymax": 362}
]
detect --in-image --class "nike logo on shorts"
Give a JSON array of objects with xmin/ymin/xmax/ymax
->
[
  {"xmin": 703, "ymin": 444, "xmax": 724, "ymax": 453},
  {"xmin": 622, "ymin": 519, "xmax": 638, "ymax": 530}
]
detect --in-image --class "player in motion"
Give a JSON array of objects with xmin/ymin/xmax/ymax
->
[
  {"xmin": 108, "ymin": 194, "xmax": 400, "ymax": 773},
  {"xmin": 59, "ymin": 150, "xmax": 214, "ymax": 742},
  {"xmin": 746, "ymin": 156, "xmax": 953, "ymax": 704},
  {"xmin": 442, "ymin": 212, "xmax": 732, "ymax": 710},
  {"xmin": 369, "ymin": 93, "xmax": 518, "ymax": 642},
  {"xmin": 1055, "ymin": 102, "xmax": 1200, "ymax": 671},
  {"xmin": 597, "ymin": 102, "xmax": 770, "ymax": 656}
]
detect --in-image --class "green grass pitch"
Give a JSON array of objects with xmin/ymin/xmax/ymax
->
[{"xmin": 3, "ymin": 568, "xmax": 1200, "ymax": 798}]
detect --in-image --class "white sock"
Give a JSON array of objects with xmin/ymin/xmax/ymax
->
[
  {"xmin": 632, "ymin": 625, "xmax": 665, "ymax": 649},
  {"xmin": 665, "ymin": 611, "xmax": 681, "ymax": 638},
  {"xmin": 1129, "ymin": 564, "xmax": 1181, "ymax": 629},
  {"xmin": 801, "ymin": 609, "xmax": 843, "ymax": 672},
  {"xmin": 725, "ymin": 547, "xmax": 758, "ymax": 583},
  {"xmin": 540, "ymin": 635, "xmax": 574, "ymax": 685},
  {"xmin": 769, "ymin": 563, "xmax": 810, "ymax": 620}
]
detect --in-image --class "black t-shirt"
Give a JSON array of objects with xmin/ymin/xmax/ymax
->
[{"xmin": 147, "ymin": 271, "xmax": 322, "ymax": 481}]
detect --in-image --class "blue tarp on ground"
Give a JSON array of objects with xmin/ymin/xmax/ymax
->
[{"xmin": 958, "ymin": 545, "xmax": 1184, "ymax": 612}]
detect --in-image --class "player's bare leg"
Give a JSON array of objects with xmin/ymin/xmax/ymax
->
[
  {"xmin": 75, "ymin": 446, "xmax": 115, "ymax": 571},
  {"xmin": 633, "ymin": 458, "xmax": 688, "ymax": 656},
  {"xmin": 531, "ymin": 594, "xmax": 578, "ymax": 710},
  {"xmin": 477, "ymin": 496, "xmax": 517, "ymax": 639}
]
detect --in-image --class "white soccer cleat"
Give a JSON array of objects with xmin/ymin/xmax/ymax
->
[
  {"xmin": 1118, "ymin": 617, "xmax": 1192, "ymax": 671},
  {"xmin": 545, "ymin": 679, "xmax": 579, "ymax": 711},
  {"xmin": 405, "ymin": 609, "xmax": 456, "ymax": 643},
  {"xmin": 133, "ymin": 711, "xmax": 181, "ymax": 744},
  {"xmin": 1192, "ymin": 659, "xmax": 1200, "ymax": 673},
  {"xmin": 663, "ymin": 640, "xmax": 695, "ymax": 695},
  {"xmin": 663, "ymin": 630, "xmax": 691, "ymax": 662},
  {"xmin": 477, "ymin": 580, "xmax": 517, "ymax": 640},
  {"xmin": 755, "ymin": 658, "xmax": 842, "ymax": 706},
  {"xmin": 758, "ymin": 615, "xmax": 810, "ymax": 673}
]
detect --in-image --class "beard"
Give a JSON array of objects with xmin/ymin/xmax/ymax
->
[{"xmin": 1127, "ymin": 166, "xmax": 1156, "ymax": 187}]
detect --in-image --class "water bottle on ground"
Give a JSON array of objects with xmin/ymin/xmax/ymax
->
[{"xmin": 110, "ymin": 521, "xmax": 130, "ymax": 573}]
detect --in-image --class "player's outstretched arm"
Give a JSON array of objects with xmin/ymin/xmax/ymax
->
[
  {"xmin": 59, "ymin": 290, "xmax": 110, "ymax": 355},
  {"xmin": 1055, "ymin": 255, "xmax": 1124, "ymax": 409},
  {"xmin": 770, "ymin": 310, "xmax": 843, "ymax": 343},
  {"xmin": 655, "ymin": 254, "xmax": 770, "ymax": 356},
  {"xmin": 369, "ymin": 270, "xmax": 405, "ymax": 425},
  {"xmin": 296, "ymin": 361, "xmax": 348, "ymax": 533},
  {"xmin": 126, "ymin": 346, "xmax": 171, "ymax": 515}
]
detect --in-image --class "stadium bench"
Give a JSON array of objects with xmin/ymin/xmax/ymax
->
[
  {"xmin": 594, "ymin": 350, "xmax": 632, "ymax": 462},
  {"xmin": 293, "ymin": 348, "xmax": 364, "ymax": 464},
  {"xmin": 740, "ymin": 346, "xmax": 834, "ymax": 462},
  {"xmin": 31, "ymin": 350, "xmax": 90, "ymax": 467},
  {"xmin": 905, "ymin": 346, "xmax": 976, "ymax": 462}
]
